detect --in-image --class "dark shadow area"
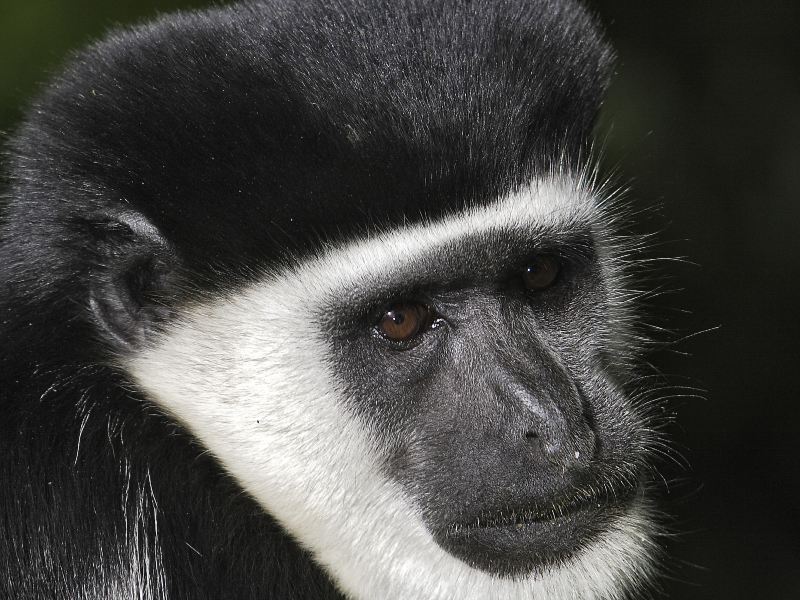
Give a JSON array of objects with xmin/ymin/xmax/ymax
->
[{"xmin": 590, "ymin": 1, "xmax": 800, "ymax": 597}]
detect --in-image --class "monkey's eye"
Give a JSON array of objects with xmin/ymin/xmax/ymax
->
[
  {"xmin": 522, "ymin": 256, "xmax": 561, "ymax": 291},
  {"xmin": 376, "ymin": 303, "xmax": 433, "ymax": 344}
]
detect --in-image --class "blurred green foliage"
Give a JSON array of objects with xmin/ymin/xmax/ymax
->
[{"xmin": 0, "ymin": 0, "xmax": 213, "ymax": 134}]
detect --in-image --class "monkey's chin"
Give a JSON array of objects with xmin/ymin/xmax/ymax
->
[{"xmin": 433, "ymin": 491, "xmax": 638, "ymax": 577}]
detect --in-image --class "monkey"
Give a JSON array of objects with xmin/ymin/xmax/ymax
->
[{"xmin": 0, "ymin": 0, "xmax": 665, "ymax": 598}]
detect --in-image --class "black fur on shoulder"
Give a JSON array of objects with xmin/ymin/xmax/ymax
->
[{"xmin": 0, "ymin": 0, "xmax": 612, "ymax": 597}]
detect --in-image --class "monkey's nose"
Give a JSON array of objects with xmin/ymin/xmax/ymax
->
[{"xmin": 524, "ymin": 425, "xmax": 595, "ymax": 468}]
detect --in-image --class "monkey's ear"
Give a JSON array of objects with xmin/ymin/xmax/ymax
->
[{"xmin": 84, "ymin": 210, "xmax": 179, "ymax": 350}]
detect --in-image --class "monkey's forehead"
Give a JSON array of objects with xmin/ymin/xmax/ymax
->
[
  {"xmin": 242, "ymin": 177, "xmax": 603, "ymax": 314},
  {"xmin": 8, "ymin": 0, "xmax": 612, "ymax": 278}
]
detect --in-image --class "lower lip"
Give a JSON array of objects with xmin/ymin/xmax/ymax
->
[{"xmin": 435, "ymin": 502, "xmax": 625, "ymax": 576}]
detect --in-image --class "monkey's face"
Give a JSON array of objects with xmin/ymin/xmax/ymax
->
[
  {"xmin": 126, "ymin": 179, "xmax": 657, "ymax": 600},
  {"xmin": 330, "ymin": 233, "xmax": 646, "ymax": 576}
]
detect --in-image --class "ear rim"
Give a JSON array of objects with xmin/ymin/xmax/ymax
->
[{"xmin": 86, "ymin": 209, "xmax": 179, "ymax": 351}]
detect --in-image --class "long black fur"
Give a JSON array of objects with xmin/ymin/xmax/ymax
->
[{"xmin": 0, "ymin": 0, "xmax": 612, "ymax": 597}]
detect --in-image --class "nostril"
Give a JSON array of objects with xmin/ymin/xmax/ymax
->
[{"xmin": 524, "ymin": 428, "xmax": 571, "ymax": 466}]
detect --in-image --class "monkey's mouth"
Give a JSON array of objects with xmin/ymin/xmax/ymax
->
[{"xmin": 434, "ymin": 484, "xmax": 639, "ymax": 577}]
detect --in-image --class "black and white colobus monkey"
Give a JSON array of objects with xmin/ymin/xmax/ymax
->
[{"xmin": 0, "ymin": 0, "xmax": 665, "ymax": 598}]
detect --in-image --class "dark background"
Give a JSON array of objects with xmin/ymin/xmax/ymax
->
[{"xmin": 1, "ymin": 1, "xmax": 797, "ymax": 597}]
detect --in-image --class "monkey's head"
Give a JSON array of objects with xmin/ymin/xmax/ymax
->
[{"xmin": 2, "ymin": 0, "xmax": 663, "ymax": 598}]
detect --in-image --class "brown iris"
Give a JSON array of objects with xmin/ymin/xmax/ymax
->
[
  {"xmin": 376, "ymin": 303, "xmax": 432, "ymax": 343},
  {"xmin": 522, "ymin": 256, "xmax": 560, "ymax": 291}
]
